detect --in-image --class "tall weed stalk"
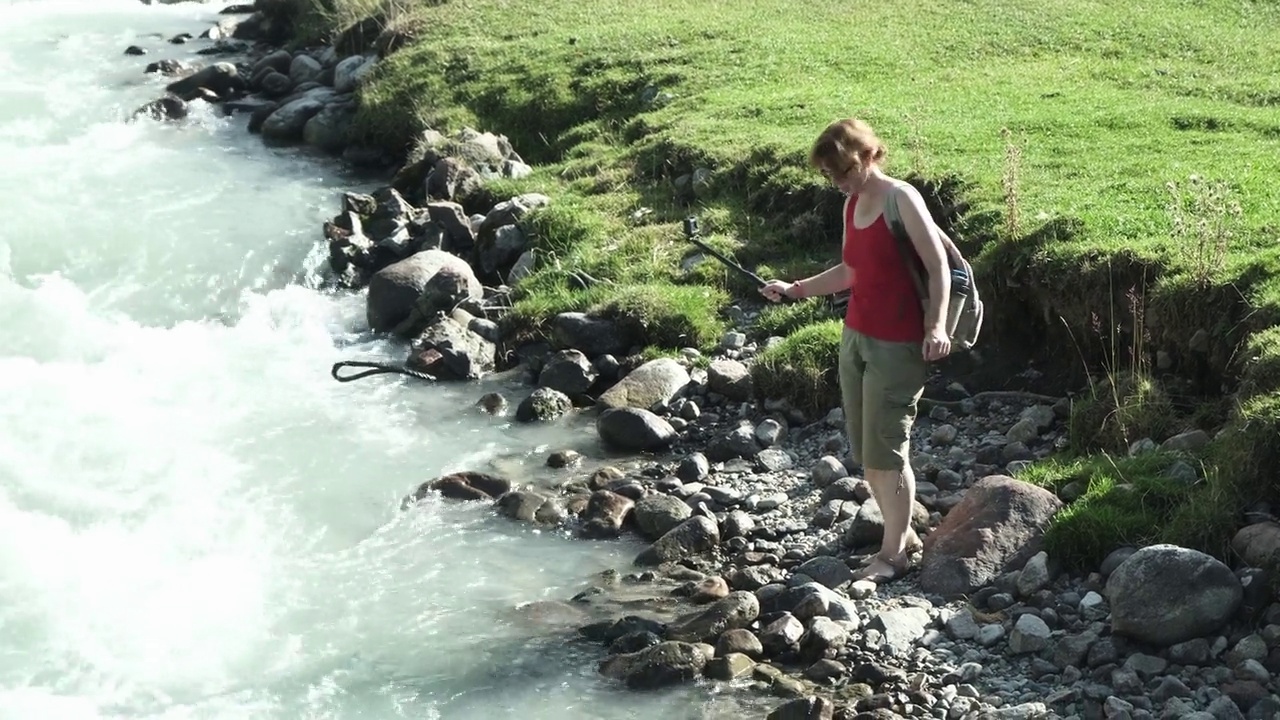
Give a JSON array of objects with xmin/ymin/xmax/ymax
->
[
  {"xmin": 1065, "ymin": 266, "xmax": 1168, "ymax": 454},
  {"xmin": 1000, "ymin": 127, "xmax": 1023, "ymax": 240},
  {"xmin": 1166, "ymin": 175, "xmax": 1243, "ymax": 286}
]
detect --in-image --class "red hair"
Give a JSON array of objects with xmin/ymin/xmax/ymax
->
[{"xmin": 809, "ymin": 118, "xmax": 887, "ymax": 174}]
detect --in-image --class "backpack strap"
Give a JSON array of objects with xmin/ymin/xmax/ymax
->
[
  {"xmin": 882, "ymin": 184, "xmax": 929, "ymax": 308},
  {"xmin": 883, "ymin": 181, "xmax": 972, "ymax": 300},
  {"xmin": 840, "ymin": 192, "xmax": 852, "ymax": 258}
]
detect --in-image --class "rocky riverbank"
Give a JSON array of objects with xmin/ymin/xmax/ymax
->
[
  {"xmin": 414, "ymin": 371, "xmax": 1280, "ymax": 720},
  {"xmin": 122, "ymin": 4, "xmax": 1280, "ymax": 719}
]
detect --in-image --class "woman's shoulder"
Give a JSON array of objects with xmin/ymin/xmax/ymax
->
[
  {"xmin": 882, "ymin": 176, "xmax": 927, "ymax": 212},
  {"xmin": 881, "ymin": 174, "xmax": 914, "ymax": 195}
]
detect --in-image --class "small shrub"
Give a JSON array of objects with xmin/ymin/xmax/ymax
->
[
  {"xmin": 1165, "ymin": 174, "xmax": 1243, "ymax": 287},
  {"xmin": 750, "ymin": 320, "xmax": 842, "ymax": 417},
  {"xmin": 1068, "ymin": 369, "xmax": 1176, "ymax": 454},
  {"xmin": 1233, "ymin": 323, "xmax": 1280, "ymax": 398},
  {"xmin": 754, "ymin": 299, "xmax": 835, "ymax": 338},
  {"xmin": 1162, "ymin": 467, "xmax": 1240, "ymax": 560},
  {"xmin": 521, "ymin": 201, "xmax": 609, "ymax": 258},
  {"xmin": 591, "ymin": 283, "xmax": 729, "ymax": 352}
]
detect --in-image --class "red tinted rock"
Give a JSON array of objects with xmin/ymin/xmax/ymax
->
[{"xmin": 918, "ymin": 475, "xmax": 1063, "ymax": 598}]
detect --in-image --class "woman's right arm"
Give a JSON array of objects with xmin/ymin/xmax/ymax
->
[
  {"xmin": 760, "ymin": 263, "xmax": 852, "ymax": 302},
  {"xmin": 762, "ymin": 195, "xmax": 856, "ymax": 302},
  {"xmin": 795, "ymin": 263, "xmax": 854, "ymax": 298}
]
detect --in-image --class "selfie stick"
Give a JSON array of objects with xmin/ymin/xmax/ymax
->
[{"xmin": 681, "ymin": 216, "xmax": 767, "ymax": 288}]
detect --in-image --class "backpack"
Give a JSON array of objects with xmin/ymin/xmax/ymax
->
[{"xmin": 882, "ymin": 182, "xmax": 984, "ymax": 351}]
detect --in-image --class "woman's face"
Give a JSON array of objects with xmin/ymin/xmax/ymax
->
[{"xmin": 822, "ymin": 154, "xmax": 870, "ymax": 195}]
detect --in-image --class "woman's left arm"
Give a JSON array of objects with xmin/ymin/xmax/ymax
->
[{"xmin": 894, "ymin": 183, "xmax": 952, "ymax": 359}]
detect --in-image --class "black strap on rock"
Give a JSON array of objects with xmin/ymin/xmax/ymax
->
[{"xmin": 330, "ymin": 360, "xmax": 436, "ymax": 383}]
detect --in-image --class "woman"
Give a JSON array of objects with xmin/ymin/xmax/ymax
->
[{"xmin": 760, "ymin": 117, "xmax": 952, "ymax": 583}]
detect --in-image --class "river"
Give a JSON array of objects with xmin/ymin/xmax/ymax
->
[{"xmin": 0, "ymin": 2, "xmax": 756, "ymax": 718}]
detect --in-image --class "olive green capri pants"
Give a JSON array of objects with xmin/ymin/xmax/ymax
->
[{"xmin": 839, "ymin": 326, "xmax": 928, "ymax": 472}]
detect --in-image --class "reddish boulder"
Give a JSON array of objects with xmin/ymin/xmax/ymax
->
[{"xmin": 918, "ymin": 475, "xmax": 1063, "ymax": 598}]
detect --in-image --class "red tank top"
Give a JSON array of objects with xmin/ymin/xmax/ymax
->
[{"xmin": 842, "ymin": 194, "xmax": 926, "ymax": 343}]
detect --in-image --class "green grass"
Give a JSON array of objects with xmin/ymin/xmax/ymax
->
[
  {"xmin": 1016, "ymin": 451, "xmax": 1204, "ymax": 570},
  {"xmin": 503, "ymin": 281, "xmax": 729, "ymax": 353},
  {"xmin": 754, "ymin": 298, "xmax": 839, "ymax": 339},
  {"xmin": 280, "ymin": 0, "xmax": 1280, "ymax": 570}
]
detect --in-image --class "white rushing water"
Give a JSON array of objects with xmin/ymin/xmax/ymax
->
[{"xmin": 0, "ymin": 2, "xmax": 759, "ymax": 718}]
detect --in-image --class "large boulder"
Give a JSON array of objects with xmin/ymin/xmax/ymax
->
[
  {"xmin": 494, "ymin": 489, "xmax": 567, "ymax": 526},
  {"xmin": 475, "ymin": 224, "xmax": 527, "ymax": 276},
  {"xmin": 425, "ymin": 201, "xmax": 475, "ymax": 253},
  {"xmin": 550, "ymin": 312, "xmax": 630, "ymax": 357},
  {"xmin": 596, "ymin": 407, "xmax": 677, "ymax": 452},
  {"xmin": 515, "ymin": 387, "xmax": 573, "ymax": 423},
  {"xmin": 706, "ymin": 423, "xmax": 761, "ymax": 462},
  {"xmin": 357, "ymin": 187, "xmax": 421, "ymax": 263},
  {"xmin": 365, "ymin": 250, "xmax": 483, "ymax": 335},
  {"xmin": 131, "ymin": 96, "xmax": 188, "ymax": 122},
  {"xmin": 635, "ymin": 515, "xmax": 720, "ymax": 566},
  {"xmin": 760, "ymin": 582, "xmax": 860, "ymax": 623},
  {"xmin": 334, "ymin": 54, "xmax": 377, "ymax": 93},
  {"xmin": 425, "ymin": 157, "xmax": 483, "ymax": 205},
  {"xmin": 260, "ymin": 93, "xmax": 331, "ymax": 144},
  {"xmin": 287, "ymin": 53, "xmax": 323, "ymax": 86},
  {"xmin": 165, "ymin": 61, "xmax": 244, "ymax": 99},
  {"xmin": 250, "ymin": 48, "xmax": 292, "ymax": 78},
  {"xmin": 707, "ymin": 358, "xmax": 753, "ymax": 401},
  {"xmin": 577, "ymin": 490, "xmax": 635, "ymax": 539},
  {"xmin": 477, "ymin": 193, "xmax": 550, "ymax": 237},
  {"xmin": 598, "ymin": 641, "xmax": 708, "ymax": 690},
  {"xmin": 665, "ymin": 591, "xmax": 760, "ymax": 643},
  {"xmin": 325, "ymin": 213, "xmax": 374, "ymax": 286},
  {"xmin": 842, "ymin": 496, "xmax": 931, "ymax": 549},
  {"xmin": 538, "ymin": 349, "xmax": 597, "ymax": 396},
  {"xmin": 596, "ymin": 358, "xmax": 689, "ymax": 410},
  {"xmin": 1232, "ymin": 522, "xmax": 1280, "ymax": 572},
  {"xmin": 403, "ymin": 471, "xmax": 512, "ymax": 506},
  {"xmin": 449, "ymin": 127, "xmax": 513, "ymax": 179},
  {"xmin": 767, "ymin": 697, "xmax": 835, "ymax": 720},
  {"xmin": 405, "ymin": 316, "xmax": 495, "ymax": 381},
  {"xmin": 632, "ymin": 494, "xmax": 693, "ymax": 541},
  {"xmin": 303, "ymin": 99, "xmax": 356, "ymax": 154},
  {"xmin": 918, "ymin": 475, "xmax": 1063, "ymax": 597},
  {"xmin": 1106, "ymin": 544, "xmax": 1243, "ymax": 646},
  {"xmin": 474, "ymin": 194, "xmax": 548, "ymax": 275}
]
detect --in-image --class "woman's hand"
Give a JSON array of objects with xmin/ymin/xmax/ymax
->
[
  {"xmin": 924, "ymin": 325, "xmax": 951, "ymax": 361},
  {"xmin": 760, "ymin": 280, "xmax": 801, "ymax": 303}
]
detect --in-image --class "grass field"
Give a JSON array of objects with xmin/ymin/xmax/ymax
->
[{"xmin": 280, "ymin": 0, "xmax": 1280, "ymax": 569}]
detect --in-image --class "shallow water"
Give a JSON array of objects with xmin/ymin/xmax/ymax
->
[{"xmin": 0, "ymin": 2, "xmax": 761, "ymax": 718}]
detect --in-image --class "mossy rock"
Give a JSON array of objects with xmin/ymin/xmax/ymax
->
[{"xmin": 750, "ymin": 320, "xmax": 842, "ymax": 418}]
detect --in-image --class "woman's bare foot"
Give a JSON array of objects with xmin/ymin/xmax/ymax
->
[{"xmin": 852, "ymin": 550, "xmax": 911, "ymax": 583}]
